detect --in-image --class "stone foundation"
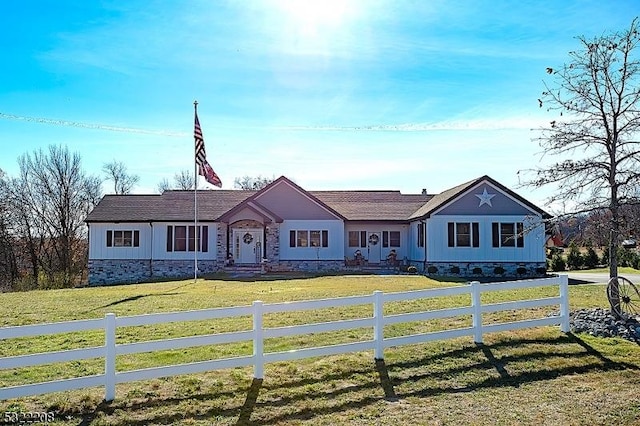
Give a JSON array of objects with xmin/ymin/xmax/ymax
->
[
  {"xmin": 88, "ymin": 259, "xmax": 221, "ymax": 285},
  {"xmin": 424, "ymin": 262, "xmax": 547, "ymax": 279}
]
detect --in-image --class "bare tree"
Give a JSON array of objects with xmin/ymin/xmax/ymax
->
[
  {"xmin": 157, "ymin": 169, "xmax": 195, "ymax": 192},
  {"xmin": 233, "ymin": 175, "xmax": 275, "ymax": 190},
  {"xmin": 103, "ymin": 160, "xmax": 140, "ymax": 194},
  {"xmin": 0, "ymin": 170, "xmax": 18, "ymax": 289},
  {"xmin": 4, "ymin": 145, "xmax": 102, "ymax": 288},
  {"xmin": 524, "ymin": 18, "xmax": 640, "ymax": 312}
]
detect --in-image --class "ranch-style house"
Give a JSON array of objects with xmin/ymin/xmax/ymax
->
[{"xmin": 85, "ymin": 175, "xmax": 551, "ymax": 285}]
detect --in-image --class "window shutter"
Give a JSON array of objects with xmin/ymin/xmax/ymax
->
[
  {"xmin": 322, "ymin": 230, "xmax": 328, "ymax": 247},
  {"xmin": 360, "ymin": 231, "xmax": 367, "ymax": 248},
  {"xmin": 447, "ymin": 223, "xmax": 454, "ymax": 247},
  {"xmin": 167, "ymin": 226, "xmax": 173, "ymax": 252},
  {"xmin": 492, "ymin": 223, "xmax": 499, "ymax": 247},
  {"xmin": 133, "ymin": 230, "xmax": 140, "ymax": 247},
  {"xmin": 202, "ymin": 226, "xmax": 208, "ymax": 252},
  {"xmin": 106, "ymin": 230, "xmax": 113, "ymax": 247},
  {"xmin": 517, "ymin": 222, "xmax": 524, "ymax": 248},
  {"xmin": 290, "ymin": 230, "xmax": 296, "ymax": 247},
  {"xmin": 472, "ymin": 223, "xmax": 479, "ymax": 248},
  {"xmin": 382, "ymin": 231, "xmax": 389, "ymax": 247}
]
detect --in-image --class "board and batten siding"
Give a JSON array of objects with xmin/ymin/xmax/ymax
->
[
  {"xmin": 152, "ymin": 222, "xmax": 218, "ymax": 261},
  {"xmin": 279, "ymin": 220, "xmax": 344, "ymax": 260},
  {"xmin": 426, "ymin": 215, "xmax": 545, "ymax": 263},
  {"xmin": 343, "ymin": 223, "xmax": 409, "ymax": 261},
  {"xmin": 88, "ymin": 223, "xmax": 152, "ymax": 260},
  {"xmin": 88, "ymin": 222, "xmax": 218, "ymax": 261}
]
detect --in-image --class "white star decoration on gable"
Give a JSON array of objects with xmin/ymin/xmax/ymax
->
[{"xmin": 475, "ymin": 188, "xmax": 496, "ymax": 207}]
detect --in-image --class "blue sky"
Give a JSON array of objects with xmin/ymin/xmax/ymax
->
[{"xmin": 1, "ymin": 1, "xmax": 637, "ymax": 207}]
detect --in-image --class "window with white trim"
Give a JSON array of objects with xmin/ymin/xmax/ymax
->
[
  {"xmin": 447, "ymin": 222, "xmax": 479, "ymax": 247},
  {"xmin": 106, "ymin": 230, "xmax": 139, "ymax": 247},
  {"xmin": 382, "ymin": 231, "xmax": 401, "ymax": 247},
  {"xmin": 348, "ymin": 231, "xmax": 367, "ymax": 248},
  {"xmin": 166, "ymin": 225, "xmax": 209, "ymax": 252},
  {"xmin": 289, "ymin": 230, "xmax": 328, "ymax": 247},
  {"xmin": 492, "ymin": 222, "xmax": 524, "ymax": 247}
]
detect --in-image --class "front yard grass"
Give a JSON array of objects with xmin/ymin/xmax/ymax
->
[{"xmin": 1, "ymin": 275, "xmax": 639, "ymax": 425}]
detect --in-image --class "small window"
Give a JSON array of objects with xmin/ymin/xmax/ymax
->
[
  {"xmin": 348, "ymin": 231, "xmax": 359, "ymax": 247},
  {"xmin": 448, "ymin": 222, "xmax": 479, "ymax": 247},
  {"xmin": 175, "ymin": 226, "xmax": 187, "ymax": 251},
  {"xmin": 310, "ymin": 230, "xmax": 321, "ymax": 247},
  {"xmin": 389, "ymin": 231, "xmax": 400, "ymax": 247},
  {"xmin": 492, "ymin": 222, "xmax": 524, "ymax": 248},
  {"xmin": 297, "ymin": 230, "xmax": 308, "ymax": 247}
]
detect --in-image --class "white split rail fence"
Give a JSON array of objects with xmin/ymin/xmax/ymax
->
[{"xmin": 0, "ymin": 275, "xmax": 570, "ymax": 402}]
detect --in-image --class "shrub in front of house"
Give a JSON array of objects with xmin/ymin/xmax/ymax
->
[
  {"xmin": 427, "ymin": 266, "xmax": 438, "ymax": 274},
  {"xmin": 493, "ymin": 266, "xmax": 505, "ymax": 275},
  {"xmin": 450, "ymin": 266, "xmax": 460, "ymax": 274}
]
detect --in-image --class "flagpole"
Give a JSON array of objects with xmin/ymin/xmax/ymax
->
[{"xmin": 194, "ymin": 100, "xmax": 198, "ymax": 283}]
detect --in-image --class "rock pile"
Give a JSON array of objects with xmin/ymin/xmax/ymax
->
[{"xmin": 570, "ymin": 308, "xmax": 640, "ymax": 342}]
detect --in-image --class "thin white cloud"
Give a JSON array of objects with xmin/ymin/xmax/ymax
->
[{"xmin": 0, "ymin": 112, "xmax": 187, "ymax": 137}]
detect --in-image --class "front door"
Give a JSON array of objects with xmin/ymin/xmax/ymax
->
[
  {"xmin": 234, "ymin": 229, "xmax": 263, "ymax": 264},
  {"xmin": 367, "ymin": 232, "xmax": 381, "ymax": 264}
]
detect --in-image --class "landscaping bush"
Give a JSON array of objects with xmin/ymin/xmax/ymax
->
[
  {"xmin": 566, "ymin": 242, "xmax": 583, "ymax": 270},
  {"xmin": 493, "ymin": 266, "xmax": 505, "ymax": 275},
  {"xmin": 550, "ymin": 253, "xmax": 566, "ymax": 272},
  {"xmin": 472, "ymin": 267, "xmax": 483, "ymax": 275},
  {"xmin": 583, "ymin": 246, "xmax": 599, "ymax": 269},
  {"xmin": 450, "ymin": 266, "xmax": 460, "ymax": 274},
  {"xmin": 427, "ymin": 266, "xmax": 438, "ymax": 274}
]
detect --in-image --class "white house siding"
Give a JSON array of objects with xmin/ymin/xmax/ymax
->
[
  {"xmin": 426, "ymin": 215, "xmax": 544, "ymax": 263},
  {"xmin": 88, "ymin": 223, "xmax": 152, "ymax": 260},
  {"xmin": 151, "ymin": 222, "xmax": 218, "ymax": 261},
  {"xmin": 343, "ymin": 223, "xmax": 410, "ymax": 263},
  {"xmin": 279, "ymin": 220, "xmax": 344, "ymax": 261},
  {"xmin": 88, "ymin": 222, "xmax": 219, "ymax": 285}
]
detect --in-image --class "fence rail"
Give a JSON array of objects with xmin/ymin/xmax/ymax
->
[{"xmin": 0, "ymin": 275, "xmax": 570, "ymax": 402}]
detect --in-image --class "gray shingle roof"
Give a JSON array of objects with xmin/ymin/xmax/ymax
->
[
  {"xmin": 311, "ymin": 191, "xmax": 432, "ymax": 221},
  {"xmin": 85, "ymin": 175, "xmax": 549, "ymax": 223},
  {"xmin": 85, "ymin": 190, "xmax": 255, "ymax": 222}
]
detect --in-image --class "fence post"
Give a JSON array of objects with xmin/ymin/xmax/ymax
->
[
  {"xmin": 104, "ymin": 313, "xmax": 116, "ymax": 402},
  {"xmin": 559, "ymin": 274, "xmax": 570, "ymax": 333},
  {"xmin": 253, "ymin": 300, "xmax": 264, "ymax": 379},
  {"xmin": 470, "ymin": 281, "xmax": 483, "ymax": 344},
  {"xmin": 373, "ymin": 290, "xmax": 384, "ymax": 360}
]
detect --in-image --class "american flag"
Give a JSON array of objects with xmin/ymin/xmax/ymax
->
[{"xmin": 194, "ymin": 111, "xmax": 222, "ymax": 187}]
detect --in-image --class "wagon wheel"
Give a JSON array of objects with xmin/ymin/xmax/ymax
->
[{"xmin": 607, "ymin": 276, "xmax": 640, "ymax": 318}]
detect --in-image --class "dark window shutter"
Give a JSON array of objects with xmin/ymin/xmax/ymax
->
[
  {"xmin": 322, "ymin": 230, "xmax": 328, "ymax": 247},
  {"xmin": 106, "ymin": 230, "xmax": 113, "ymax": 247},
  {"xmin": 360, "ymin": 231, "xmax": 367, "ymax": 248},
  {"xmin": 133, "ymin": 230, "xmax": 140, "ymax": 247},
  {"xmin": 167, "ymin": 226, "xmax": 173, "ymax": 252},
  {"xmin": 202, "ymin": 226, "xmax": 208, "ymax": 252},
  {"xmin": 492, "ymin": 223, "xmax": 499, "ymax": 247},
  {"xmin": 472, "ymin": 223, "xmax": 479, "ymax": 248},
  {"xmin": 290, "ymin": 230, "xmax": 296, "ymax": 247},
  {"xmin": 517, "ymin": 223, "xmax": 524, "ymax": 248},
  {"xmin": 447, "ymin": 223, "xmax": 454, "ymax": 247},
  {"xmin": 382, "ymin": 231, "xmax": 389, "ymax": 247}
]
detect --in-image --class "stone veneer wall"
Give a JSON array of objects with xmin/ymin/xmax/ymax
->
[
  {"xmin": 217, "ymin": 224, "xmax": 228, "ymax": 263},
  {"xmin": 89, "ymin": 259, "xmax": 221, "ymax": 285},
  {"xmin": 265, "ymin": 224, "xmax": 280, "ymax": 263},
  {"xmin": 270, "ymin": 260, "xmax": 344, "ymax": 272},
  {"xmin": 424, "ymin": 262, "xmax": 547, "ymax": 279}
]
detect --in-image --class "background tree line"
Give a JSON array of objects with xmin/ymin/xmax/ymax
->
[{"xmin": 0, "ymin": 143, "xmax": 273, "ymax": 292}]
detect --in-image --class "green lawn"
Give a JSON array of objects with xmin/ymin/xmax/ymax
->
[{"xmin": 1, "ymin": 275, "xmax": 639, "ymax": 425}]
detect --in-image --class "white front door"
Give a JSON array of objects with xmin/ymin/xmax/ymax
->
[
  {"xmin": 367, "ymin": 232, "xmax": 381, "ymax": 263},
  {"xmin": 234, "ymin": 229, "xmax": 263, "ymax": 264}
]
